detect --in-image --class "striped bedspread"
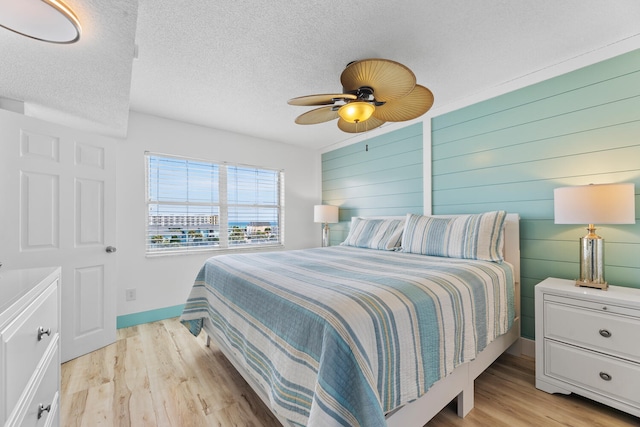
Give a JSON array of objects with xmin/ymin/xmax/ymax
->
[{"xmin": 180, "ymin": 246, "xmax": 514, "ymax": 427}]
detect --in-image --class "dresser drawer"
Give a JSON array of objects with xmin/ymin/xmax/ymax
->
[
  {"xmin": 544, "ymin": 300, "xmax": 640, "ymax": 362},
  {"xmin": 544, "ymin": 340, "xmax": 640, "ymax": 410},
  {"xmin": 7, "ymin": 344, "xmax": 59, "ymax": 427},
  {"xmin": 1, "ymin": 280, "xmax": 59, "ymax": 414}
]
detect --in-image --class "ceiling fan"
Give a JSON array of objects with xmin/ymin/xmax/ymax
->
[{"xmin": 288, "ymin": 58, "xmax": 434, "ymax": 133}]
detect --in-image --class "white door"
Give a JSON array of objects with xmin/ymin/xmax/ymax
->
[{"xmin": 0, "ymin": 109, "xmax": 116, "ymax": 362}]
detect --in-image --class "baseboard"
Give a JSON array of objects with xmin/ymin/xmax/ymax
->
[
  {"xmin": 117, "ymin": 304, "xmax": 185, "ymax": 329},
  {"xmin": 520, "ymin": 337, "xmax": 535, "ymax": 358}
]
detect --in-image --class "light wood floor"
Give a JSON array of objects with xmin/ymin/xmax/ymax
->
[{"xmin": 61, "ymin": 318, "xmax": 639, "ymax": 426}]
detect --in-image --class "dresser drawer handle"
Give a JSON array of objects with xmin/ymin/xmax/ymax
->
[
  {"xmin": 37, "ymin": 326, "xmax": 52, "ymax": 341},
  {"xmin": 599, "ymin": 329, "xmax": 612, "ymax": 338},
  {"xmin": 37, "ymin": 403, "xmax": 51, "ymax": 419},
  {"xmin": 599, "ymin": 372, "xmax": 612, "ymax": 381}
]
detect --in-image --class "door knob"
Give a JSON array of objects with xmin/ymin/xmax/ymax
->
[{"xmin": 106, "ymin": 246, "xmax": 117, "ymax": 253}]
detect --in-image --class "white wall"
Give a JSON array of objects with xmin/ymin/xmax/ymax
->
[{"xmin": 116, "ymin": 111, "xmax": 320, "ymax": 316}]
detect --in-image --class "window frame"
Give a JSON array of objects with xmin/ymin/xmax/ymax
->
[{"xmin": 145, "ymin": 152, "xmax": 285, "ymax": 256}]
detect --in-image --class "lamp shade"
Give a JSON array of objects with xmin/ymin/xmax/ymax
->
[
  {"xmin": 314, "ymin": 205, "xmax": 339, "ymax": 224},
  {"xmin": 554, "ymin": 183, "xmax": 636, "ymax": 224}
]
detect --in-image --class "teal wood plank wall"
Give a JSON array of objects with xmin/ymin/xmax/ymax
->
[
  {"xmin": 321, "ymin": 122, "xmax": 424, "ymax": 245},
  {"xmin": 431, "ymin": 49, "xmax": 640, "ymax": 340}
]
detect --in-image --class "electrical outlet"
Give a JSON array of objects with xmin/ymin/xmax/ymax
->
[{"xmin": 125, "ymin": 288, "xmax": 136, "ymax": 301}]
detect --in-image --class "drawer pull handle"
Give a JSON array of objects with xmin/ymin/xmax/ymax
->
[
  {"xmin": 599, "ymin": 372, "xmax": 612, "ymax": 381},
  {"xmin": 37, "ymin": 403, "xmax": 51, "ymax": 419},
  {"xmin": 37, "ymin": 326, "xmax": 51, "ymax": 341},
  {"xmin": 599, "ymin": 329, "xmax": 612, "ymax": 338}
]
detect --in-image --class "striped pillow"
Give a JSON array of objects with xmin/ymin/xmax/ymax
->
[
  {"xmin": 340, "ymin": 217, "xmax": 404, "ymax": 250},
  {"xmin": 401, "ymin": 211, "xmax": 507, "ymax": 262}
]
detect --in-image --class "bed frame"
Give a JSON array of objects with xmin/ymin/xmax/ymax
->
[{"xmin": 203, "ymin": 213, "xmax": 521, "ymax": 426}]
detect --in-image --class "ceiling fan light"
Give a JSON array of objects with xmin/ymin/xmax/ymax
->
[{"xmin": 338, "ymin": 102, "xmax": 375, "ymax": 123}]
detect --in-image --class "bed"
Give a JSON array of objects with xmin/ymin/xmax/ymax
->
[{"xmin": 180, "ymin": 212, "xmax": 521, "ymax": 427}]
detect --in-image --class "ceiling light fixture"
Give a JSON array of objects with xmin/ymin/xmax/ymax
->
[
  {"xmin": 0, "ymin": 0, "xmax": 81, "ymax": 44},
  {"xmin": 338, "ymin": 102, "xmax": 375, "ymax": 123},
  {"xmin": 289, "ymin": 59, "xmax": 434, "ymax": 133}
]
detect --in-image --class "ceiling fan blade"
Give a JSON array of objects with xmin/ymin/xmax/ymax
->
[
  {"xmin": 340, "ymin": 59, "xmax": 416, "ymax": 102},
  {"xmin": 372, "ymin": 85, "xmax": 434, "ymax": 122},
  {"xmin": 294, "ymin": 106, "xmax": 339, "ymax": 124},
  {"xmin": 337, "ymin": 116, "xmax": 385, "ymax": 133},
  {"xmin": 288, "ymin": 93, "xmax": 357, "ymax": 106}
]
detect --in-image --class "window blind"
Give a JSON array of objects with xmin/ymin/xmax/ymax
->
[{"xmin": 146, "ymin": 153, "xmax": 284, "ymax": 254}]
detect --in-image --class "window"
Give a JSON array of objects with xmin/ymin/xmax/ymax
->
[{"xmin": 146, "ymin": 153, "xmax": 284, "ymax": 254}]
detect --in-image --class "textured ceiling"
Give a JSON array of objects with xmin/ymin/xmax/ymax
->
[
  {"xmin": 0, "ymin": 0, "xmax": 137, "ymax": 136},
  {"xmin": 1, "ymin": 1, "xmax": 640, "ymax": 149}
]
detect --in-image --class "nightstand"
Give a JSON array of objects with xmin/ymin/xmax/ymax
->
[{"xmin": 535, "ymin": 277, "xmax": 640, "ymax": 418}]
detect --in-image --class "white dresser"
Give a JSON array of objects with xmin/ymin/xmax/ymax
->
[
  {"xmin": 535, "ymin": 277, "xmax": 640, "ymax": 418},
  {"xmin": 0, "ymin": 267, "xmax": 61, "ymax": 427}
]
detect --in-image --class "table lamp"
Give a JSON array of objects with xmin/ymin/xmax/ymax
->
[
  {"xmin": 314, "ymin": 205, "xmax": 339, "ymax": 247},
  {"xmin": 554, "ymin": 183, "xmax": 636, "ymax": 290}
]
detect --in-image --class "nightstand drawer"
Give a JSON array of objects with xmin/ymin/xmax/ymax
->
[
  {"xmin": 545, "ymin": 340, "xmax": 640, "ymax": 410},
  {"xmin": 544, "ymin": 300, "xmax": 640, "ymax": 362}
]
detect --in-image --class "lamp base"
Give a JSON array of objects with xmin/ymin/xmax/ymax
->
[
  {"xmin": 578, "ymin": 229, "xmax": 607, "ymax": 290},
  {"xmin": 322, "ymin": 223, "xmax": 330, "ymax": 247},
  {"xmin": 574, "ymin": 279, "xmax": 608, "ymax": 290}
]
